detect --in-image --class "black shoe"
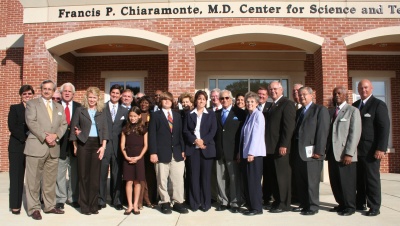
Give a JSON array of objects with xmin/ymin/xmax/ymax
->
[
  {"xmin": 263, "ymin": 203, "xmax": 272, "ymax": 210},
  {"xmin": 98, "ymin": 204, "xmax": 106, "ymax": 210},
  {"xmin": 56, "ymin": 203, "xmax": 65, "ymax": 209},
  {"xmin": 173, "ymin": 203, "xmax": 188, "ymax": 214},
  {"xmin": 243, "ymin": 209, "xmax": 263, "ymax": 216},
  {"xmin": 230, "ymin": 207, "xmax": 240, "ymax": 213},
  {"xmin": 340, "ymin": 208, "xmax": 355, "ymax": 216},
  {"xmin": 216, "ymin": 205, "xmax": 227, "ymax": 211},
  {"xmin": 91, "ymin": 211, "xmax": 99, "ymax": 214},
  {"xmin": 82, "ymin": 212, "xmax": 91, "ymax": 215},
  {"xmin": 366, "ymin": 209, "xmax": 380, "ymax": 216},
  {"xmin": 301, "ymin": 209, "xmax": 318, "ymax": 215},
  {"xmin": 199, "ymin": 206, "xmax": 209, "ymax": 212},
  {"xmin": 269, "ymin": 208, "xmax": 285, "ymax": 213},
  {"xmin": 115, "ymin": 204, "xmax": 123, "ymax": 211},
  {"xmin": 292, "ymin": 207, "xmax": 303, "ymax": 212},
  {"xmin": 356, "ymin": 204, "xmax": 367, "ymax": 211},
  {"xmin": 71, "ymin": 202, "xmax": 80, "ymax": 208},
  {"xmin": 329, "ymin": 206, "xmax": 344, "ymax": 212},
  {"xmin": 161, "ymin": 203, "xmax": 172, "ymax": 214}
]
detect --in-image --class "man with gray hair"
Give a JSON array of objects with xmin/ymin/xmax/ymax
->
[
  {"xmin": 56, "ymin": 82, "xmax": 82, "ymax": 209},
  {"xmin": 292, "ymin": 84, "xmax": 303, "ymax": 109},
  {"xmin": 209, "ymin": 88, "xmax": 222, "ymax": 111},
  {"xmin": 214, "ymin": 90, "xmax": 246, "ymax": 213}
]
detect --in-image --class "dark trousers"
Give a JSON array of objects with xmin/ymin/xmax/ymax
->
[
  {"xmin": 356, "ymin": 155, "xmax": 381, "ymax": 210},
  {"xmin": 144, "ymin": 152, "xmax": 158, "ymax": 204},
  {"xmin": 78, "ymin": 138, "xmax": 101, "ymax": 213},
  {"xmin": 99, "ymin": 148, "xmax": 122, "ymax": 206},
  {"xmin": 328, "ymin": 157, "xmax": 357, "ymax": 210},
  {"xmin": 262, "ymin": 157, "xmax": 272, "ymax": 205},
  {"xmin": 293, "ymin": 143, "xmax": 322, "ymax": 211},
  {"xmin": 187, "ymin": 150, "xmax": 213, "ymax": 211},
  {"xmin": 241, "ymin": 156, "xmax": 263, "ymax": 212},
  {"xmin": 9, "ymin": 151, "xmax": 25, "ymax": 209}
]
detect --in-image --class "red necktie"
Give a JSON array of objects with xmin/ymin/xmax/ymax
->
[{"xmin": 65, "ymin": 103, "xmax": 70, "ymax": 125}]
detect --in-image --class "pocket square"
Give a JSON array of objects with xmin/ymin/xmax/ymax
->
[
  {"xmin": 120, "ymin": 116, "xmax": 125, "ymax": 120},
  {"xmin": 58, "ymin": 112, "xmax": 62, "ymax": 116},
  {"xmin": 364, "ymin": 113, "xmax": 371, "ymax": 117},
  {"xmin": 339, "ymin": 118, "xmax": 347, "ymax": 122},
  {"xmin": 233, "ymin": 116, "xmax": 238, "ymax": 120}
]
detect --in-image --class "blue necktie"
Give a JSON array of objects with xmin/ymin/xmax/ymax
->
[{"xmin": 222, "ymin": 109, "xmax": 228, "ymax": 125}]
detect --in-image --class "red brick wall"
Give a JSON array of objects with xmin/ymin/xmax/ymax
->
[{"xmin": 348, "ymin": 55, "xmax": 400, "ymax": 173}]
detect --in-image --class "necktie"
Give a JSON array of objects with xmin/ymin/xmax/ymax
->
[
  {"xmin": 295, "ymin": 107, "xmax": 306, "ymax": 134},
  {"xmin": 215, "ymin": 106, "xmax": 219, "ymax": 111},
  {"xmin": 258, "ymin": 104, "xmax": 263, "ymax": 111},
  {"xmin": 111, "ymin": 104, "xmax": 116, "ymax": 122},
  {"xmin": 360, "ymin": 101, "xmax": 365, "ymax": 111},
  {"xmin": 47, "ymin": 100, "xmax": 53, "ymax": 123},
  {"xmin": 221, "ymin": 109, "xmax": 228, "ymax": 125},
  {"xmin": 65, "ymin": 102, "xmax": 70, "ymax": 125},
  {"xmin": 333, "ymin": 106, "xmax": 340, "ymax": 122},
  {"xmin": 167, "ymin": 111, "xmax": 173, "ymax": 133}
]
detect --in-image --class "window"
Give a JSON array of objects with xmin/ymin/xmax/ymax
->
[{"xmin": 102, "ymin": 71, "xmax": 147, "ymax": 103}]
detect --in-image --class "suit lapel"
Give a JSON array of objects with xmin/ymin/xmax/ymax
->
[
  {"xmin": 51, "ymin": 102, "xmax": 59, "ymax": 125},
  {"xmin": 38, "ymin": 98, "xmax": 52, "ymax": 122},
  {"xmin": 159, "ymin": 110, "xmax": 170, "ymax": 132}
]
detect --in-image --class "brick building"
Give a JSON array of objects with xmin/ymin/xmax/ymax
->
[{"xmin": 0, "ymin": 0, "xmax": 399, "ymax": 173}]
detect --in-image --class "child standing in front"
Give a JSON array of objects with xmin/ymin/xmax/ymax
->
[
  {"xmin": 148, "ymin": 92, "xmax": 188, "ymax": 214},
  {"xmin": 121, "ymin": 106, "xmax": 148, "ymax": 215}
]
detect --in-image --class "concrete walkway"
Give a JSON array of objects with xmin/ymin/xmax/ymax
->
[{"xmin": 0, "ymin": 172, "xmax": 399, "ymax": 226}]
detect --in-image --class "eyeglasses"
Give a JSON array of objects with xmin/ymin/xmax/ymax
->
[
  {"xmin": 155, "ymin": 94, "xmax": 160, "ymax": 97},
  {"xmin": 219, "ymin": 97, "xmax": 230, "ymax": 101},
  {"xmin": 52, "ymin": 97, "xmax": 61, "ymax": 101},
  {"xmin": 22, "ymin": 92, "xmax": 33, "ymax": 96}
]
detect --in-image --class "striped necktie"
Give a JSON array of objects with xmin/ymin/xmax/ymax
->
[{"xmin": 167, "ymin": 111, "xmax": 173, "ymax": 133}]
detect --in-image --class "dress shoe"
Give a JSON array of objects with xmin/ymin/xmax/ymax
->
[
  {"xmin": 71, "ymin": 202, "xmax": 80, "ymax": 208},
  {"xmin": 115, "ymin": 204, "xmax": 123, "ymax": 210},
  {"xmin": 98, "ymin": 204, "xmax": 106, "ymax": 210},
  {"xmin": 161, "ymin": 203, "xmax": 172, "ymax": 214},
  {"xmin": 243, "ymin": 209, "xmax": 263, "ymax": 216},
  {"xmin": 366, "ymin": 209, "xmax": 380, "ymax": 216},
  {"xmin": 31, "ymin": 210, "xmax": 42, "ymax": 220},
  {"xmin": 11, "ymin": 209, "xmax": 21, "ymax": 215},
  {"xmin": 292, "ymin": 207, "xmax": 303, "ymax": 212},
  {"xmin": 301, "ymin": 209, "xmax": 318, "ymax": 216},
  {"xmin": 173, "ymin": 203, "xmax": 189, "ymax": 214},
  {"xmin": 56, "ymin": 203, "xmax": 65, "ymax": 209},
  {"xmin": 91, "ymin": 211, "xmax": 99, "ymax": 214},
  {"xmin": 339, "ymin": 208, "xmax": 355, "ymax": 216},
  {"xmin": 230, "ymin": 207, "xmax": 240, "ymax": 213},
  {"xmin": 356, "ymin": 204, "xmax": 367, "ymax": 211},
  {"xmin": 263, "ymin": 203, "xmax": 272, "ymax": 210},
  {"xmin": 269, "ymin": 208, "xmax": 285, "ymax": 213},
  {"xmin": 45, "ymin": 208, "xmax": 65, "ymax": 214},
  {"xmin": 329, "ymin": 206, "xmax": 344, "ymax": 212},
  {"xmin": 82, "ymin": 212, "xmax": 91, "ymax": 215},
  {"xmin": 216, "ymin": 205, "xmax": 227, "ymax": 211},
  {"xmin": 199, "ymin": 206, "xmax": 209, "ymax": 212}
]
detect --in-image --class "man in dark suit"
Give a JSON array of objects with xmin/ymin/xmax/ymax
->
[
  {"xmin": 56, "ymin": 83, "xmax": 82, "ymax": 209},
  {"xmin": 292, "ymin": 86, "xmax": 330, "ymax": 215},
  {"xmin": 98, "ymin": 84, "xmax": 128, "ymax": 210},
  {"xmin": 149, "ymin": 92, "xmax": 188, "ymax": 214},
  {"xmin": 353, "ymin": 79, "xmax": 390, "ymax": 216},
  {"xmin": 24, "ymin": 80, "xmax": 68, "ymax": 220},
  {"xmin": 265, "ymin": 81, "xmax": 296, "ymax": 213},
  {"xmin": 214, "ymin": 90, "xmax": 246, "ymax": 213},
  {"xmin": 257, "ymin": 86, "xmax": 273, "ymax": 207},
  {"xmin": 327, "ymin": 86, "xmax": 361, "ymax": 216}
]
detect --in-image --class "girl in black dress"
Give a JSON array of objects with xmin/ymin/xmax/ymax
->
[{"xmin": 120, "ymin": 106, "xmax": 148, "ymax": 215}]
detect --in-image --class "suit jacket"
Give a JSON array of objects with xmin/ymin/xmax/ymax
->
[
  {"xmin": 265, "ymin": 97, "xmax": 296, "ymax": 155},
  {"xmin": 215, "ymin": 106, "xmax": 246, "ymax": 161},
  {"xmin": 24, "ymin": 98, "xmax": 68, "ymax": 158},
  {"xmin": 104, "ymin": 102, "xmax": 128, "ymax": 157},
  {"xmin": 240, "ymin": 110, "xmax": 266, "ymax": 158},
  {"xmin": 59, "ymin": 101, "xmax": 81, "ymax": 159},
  {"xmin": 353, "ymin": 95, "xmax": 390, "ymax": 156},
  {"xmin": 262, "ymin": 102, "xmax": 273, "ymax": 113},
  {"xmin": 183, "ymin": 109, "xmax": 217, "ymax": 158},
  {"xmin": 148, "ymin": 110, "xmax": 185, "ymax": 163},
  {"xmin": 8, "ymin": 103, "xmax": 29, "ymax": 153},
  {"xmin": 294, "ymin": 103, "xmax": 330, "ymax": 161},
  {"xmin": 69, "ymin": 106, "xmax": 109, "ymax": 144},
  {"xmin": 327, "ymin": 104, "xmax": 361, "ymax": 162}
]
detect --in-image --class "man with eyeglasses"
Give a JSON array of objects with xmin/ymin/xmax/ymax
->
[
  {"xmin": 153, "ymin": 90, "xmax": 163, "ymax": 112},
  {"xmin": 52, "ymin": 90, "xmax": 61, "ymax": 104},
  {"xmin": 135, "ymin": 92, "xmax": 145, "ymax": 102},
  {"xmin": 214, "ymin": 90, "xmax": 246, "ymax": 213}
]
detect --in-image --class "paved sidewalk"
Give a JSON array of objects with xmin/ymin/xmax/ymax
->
[{"xmin": 0, "ymin": 172, "xmax": 399, "ymax": 226}]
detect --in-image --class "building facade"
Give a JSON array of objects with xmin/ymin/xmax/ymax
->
[{"xmin": 0, "ymin": 0, "xmax": 399, "ymax": 172}]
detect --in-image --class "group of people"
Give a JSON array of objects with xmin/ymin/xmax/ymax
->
[{"xmin": 8, "ymin": 78, "xmax": 389, "ymax": 220}]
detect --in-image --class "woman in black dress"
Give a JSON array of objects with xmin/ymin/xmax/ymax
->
[
  {"xmin": 8, "ymin": 85, "xmax": 34, "ymax": 215},
  {"xmin": 121, "ymin": 106, "xmax": 148, "ymax": 215}
]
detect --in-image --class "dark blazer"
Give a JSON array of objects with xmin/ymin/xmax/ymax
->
[
  {"xmin": 265, "ymin": 97, "xmax": 296, "ymax": 155},
  {"xmin": 104, "ymin": 102, "xmax": 128, "ymax": 157},
  {"xmin": 261, "ymin": 102, "xmax": 273, "ymax": 114},
  {"xmin": 148, "ymin": 110, "xmax": 185, "ymax": 163},
  {"xmin": 294, "ymin": 103, "xmax": 330, "ymax": 161},
  {"xmin": 8, "ymin": 103, "xmax": 29, "ymax": 153},
  {"xmin": 69, "ymin": 106, "xmax": 109, "ymax": 145},
  {"xmin": 59, "ymin": 101, "xmax": 81, "ymax": 159},
  {"xmin": 215, "ymin": 106, "xmax": 246, "ymax": 161},
  {"xmin": 353, "ymin": 95, "xmax": 390, "ymax": 156},
  {"xmin": 183, "ymin": 109, "xmax": 217, "ymax": 158}
]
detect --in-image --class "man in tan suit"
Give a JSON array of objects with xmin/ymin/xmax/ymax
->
[{"xmin": 24, "ymin": 80, "xmax": 68, "ymax": 220}]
